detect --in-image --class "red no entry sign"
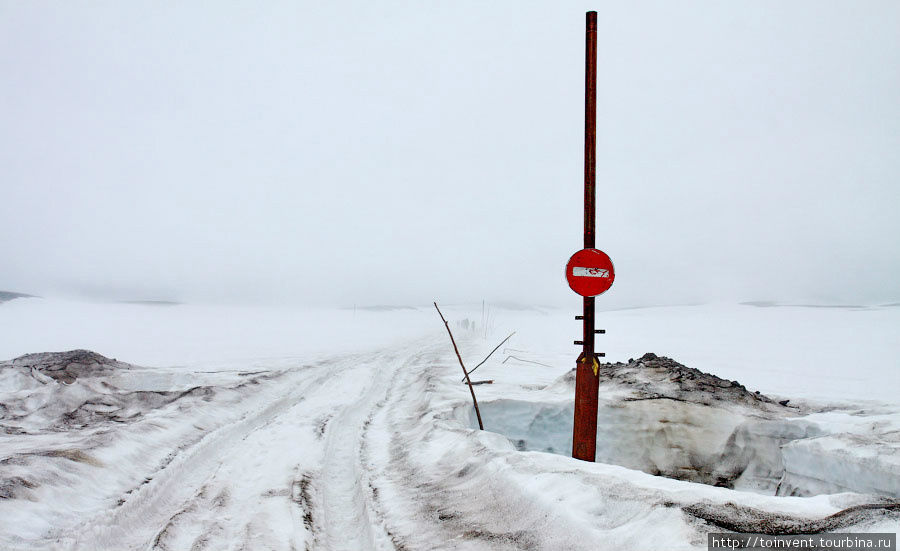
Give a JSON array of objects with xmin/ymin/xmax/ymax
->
[{"xmin": 565, "ymin": 248, "xmax": 615, "ymax": 297}]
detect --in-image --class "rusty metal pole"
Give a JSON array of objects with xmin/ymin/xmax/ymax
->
[{"xmin": 572, "ymin": 10, "xmax": 598, "ymax": 462}]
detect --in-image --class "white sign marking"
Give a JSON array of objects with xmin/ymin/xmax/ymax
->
[{"xmin": 573, "ymin": 267, "xmax": 609, "ymax": 278}]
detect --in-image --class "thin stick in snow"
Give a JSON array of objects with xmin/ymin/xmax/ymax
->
[
  {"xmin": 461, "ymin": 331, "xmax": 516, "ymax": 382},
  {"xmin": 501, "ymin": 355, "xmax": 554, "ymax": 368},
  {"xmin": 434, "ymin": 302, "xmax": 484, "ymax": 430}
]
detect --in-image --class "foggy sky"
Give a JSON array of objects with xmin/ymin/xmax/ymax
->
[{"xmin": 2, "ymin": 1, "xmax": 898, "ymax": 307}]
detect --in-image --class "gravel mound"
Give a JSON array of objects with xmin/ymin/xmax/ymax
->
[
  {"xmin": 7, "ymin": 350, "xmax": 133, "ymax": 384},
  {"xmin": 558, "ymin": 352, "xmax": 791, "ymax": 414}
]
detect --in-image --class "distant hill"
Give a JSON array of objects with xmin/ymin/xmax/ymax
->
[
  {"xmin": 0, "ymin": 291, "xmax": 36, "ymax": 303},
  {"xmin": 118, "ymin": 300, "xmax": 182, "ymax": 307},
  {"xmin": 347, "ymin": 305, "xmax": 418, "ymax": 312}
]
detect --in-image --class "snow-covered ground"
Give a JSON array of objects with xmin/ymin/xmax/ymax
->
[{"xmin": 0, "ymin": 297, "xmax": 898, "ymax": 549}]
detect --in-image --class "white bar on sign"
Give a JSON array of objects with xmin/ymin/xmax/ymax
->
[{"xmin": 573, "ymin": 267, "xmax": 609, "ymax": 278}]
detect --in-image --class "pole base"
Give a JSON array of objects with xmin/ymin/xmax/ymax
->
[{"xmin": 572, "ymin": 358, "xmax": 599, "ymax": 461}]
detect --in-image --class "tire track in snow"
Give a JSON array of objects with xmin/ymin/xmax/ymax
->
[
  {"xmin": 108, "ymin": 342, "xmax": 434, "ymax": 551},
  {"xmin": 5, "ymin": 337, "xmax": 454, "ymax": 551},
  {"xmin": 46, "ymin": 360, "xmax": 346, "ymax": 550},
  {"xmin": 141, "ymin": 356, "xmax": 378, "ymax": 551},
  {"xmin": 316, "ymin": 346, "xmax": 431, "ymax": 551}
]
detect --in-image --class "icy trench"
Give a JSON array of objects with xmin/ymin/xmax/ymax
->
[{"xmin": 464, "ymin": 399, "xmax": 899, "ymax": 499}]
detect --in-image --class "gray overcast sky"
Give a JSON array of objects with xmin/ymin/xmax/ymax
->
[{"xmin": 1, "ymin": 1, "xmax": 898, "ymax": 307}]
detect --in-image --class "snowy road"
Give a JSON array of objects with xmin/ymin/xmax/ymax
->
[
  {"xmin": 3, "ymin": 336, "xmax": 501, "ymax": 550},
  {"xmin": 66, "ymin": 341, "xmax": 448, "ymax": 551}
]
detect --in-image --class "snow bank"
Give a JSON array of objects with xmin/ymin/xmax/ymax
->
[
  {"xmin": 463, "ymin": 353, "xmax": 900, "ymax": 500},
  {"xmin": 781, "ymin": 435, "xmax": 900, "ymax": 497}
]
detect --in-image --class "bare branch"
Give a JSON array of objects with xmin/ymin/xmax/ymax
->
[
  {"xmin": 461, "ymin": 331, "xmax": 516, "ymax": 382},
  {"xmin": 434, "ymin": 302, "xmax": 483, "ymax": 430},
  {"xmin": 501, "ymin": 355, "xmax": 554, "ymax": 368}
]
